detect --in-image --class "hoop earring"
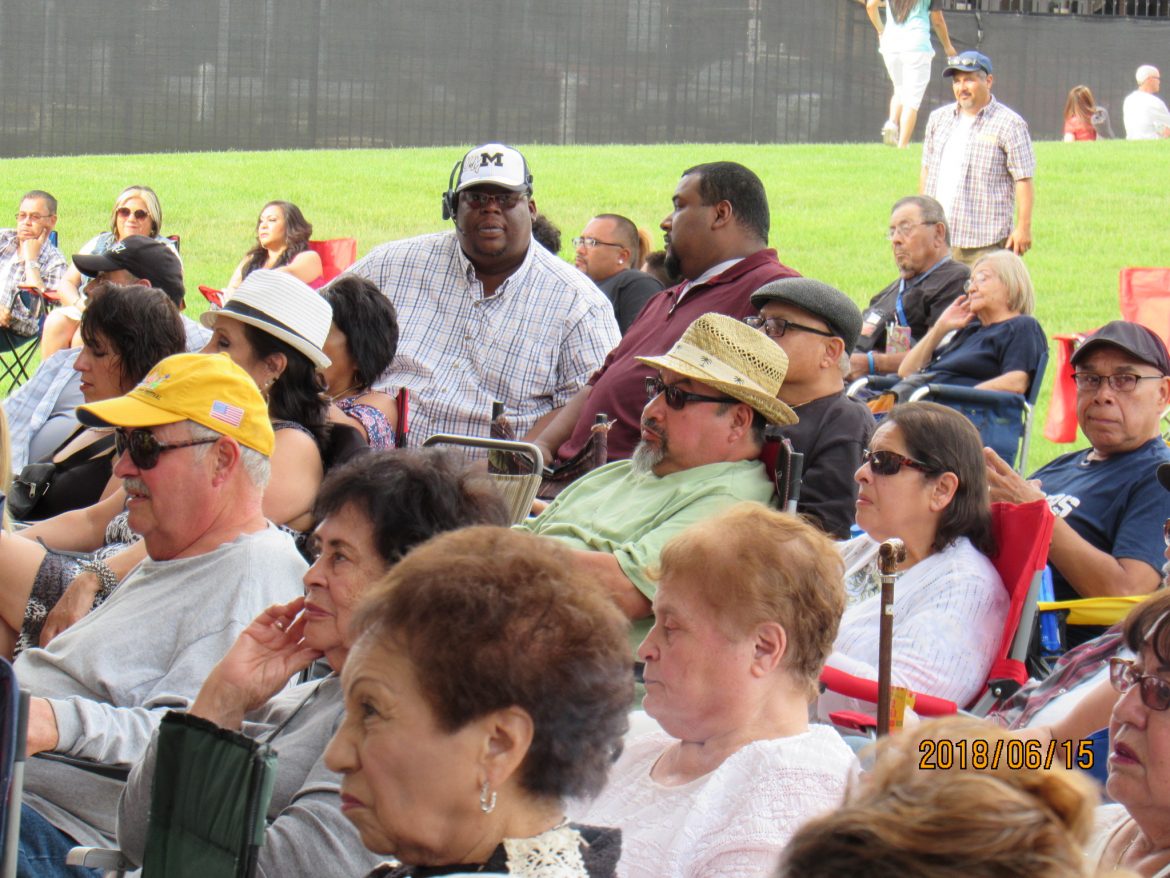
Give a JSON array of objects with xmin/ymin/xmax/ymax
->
[{"xmin": 479, "ymin": 780, "xmax": 497, "ymax": 814}]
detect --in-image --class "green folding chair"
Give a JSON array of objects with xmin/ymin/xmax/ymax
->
[{"xmin": 68, "ymin": 711, "xmax": 277, "ymax": 877}]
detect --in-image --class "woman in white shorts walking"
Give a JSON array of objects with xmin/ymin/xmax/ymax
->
[{"xmin": 866, "ymin": 0, "xmax": 956, "ymax": 148}]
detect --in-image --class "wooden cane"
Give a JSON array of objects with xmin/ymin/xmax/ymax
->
[{"xmin": 876, "ymin": 538, "xmax": 906, "ymax": 736}]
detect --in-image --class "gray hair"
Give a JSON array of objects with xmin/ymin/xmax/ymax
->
[
  {"xmin": 972, "ymin": 249, "xmax": 1036, "ymax": 316},
  {"xmin": 185, "ymin": 421, "xmax": 271, "ymax": 489},
  {"xmin": 891, "ymin": 195, "xmax": 951, "ymax": 247}
]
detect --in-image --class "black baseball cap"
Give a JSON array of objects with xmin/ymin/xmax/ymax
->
[
  {"xmin": 1071, "ymin": 320, "xmax": 1170, "ymax": 377},
  {"xmin": 72, "ymin": 236, "xmax": 185, "ymax": 308}
]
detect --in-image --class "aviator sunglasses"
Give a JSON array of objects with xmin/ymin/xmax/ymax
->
[
  {"xmin": 644, "ymin": 376, "xmax": 736, "ymax": 411},
  {"xmin": 861, "ymin": 448, "xmax": 939, "ymax": 477},
  {"xmin": 115, "ymin": 428, "xmax": 217, "ymax": 470},
  {"xmin": 1110, "ymin": 656, "xmax": 1170, "ymax": 712}
]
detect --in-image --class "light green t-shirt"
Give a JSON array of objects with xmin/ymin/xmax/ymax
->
[{"xmin": 520, "ymin": 458, "xmax": 775, "ymax": 652}]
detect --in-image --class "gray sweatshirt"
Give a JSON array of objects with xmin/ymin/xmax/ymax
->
[
  {"xmin": 118, "ymin": 675, "xmax": 383, "ymax": 876},
  {"xmin": 16, "ymin": 524, "xmax": 306, "ymax": 847}
]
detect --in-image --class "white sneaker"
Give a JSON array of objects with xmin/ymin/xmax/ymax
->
[{"xmin": 881, "ymin": 121, "xmax": 898, "ymax": 146}]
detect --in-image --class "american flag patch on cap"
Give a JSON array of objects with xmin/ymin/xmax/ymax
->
[{"xmin": 210, "ymin": 400, "xmax": 244, "ymax": 427}]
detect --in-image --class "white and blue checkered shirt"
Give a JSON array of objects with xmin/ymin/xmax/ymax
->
[
  {"xmin": 0, "ymin": 229, "xmax": 68, "ymax": 336},
  {"xmin": 352, "ymin": 232, "xmax": 620, "ymax": 446}
]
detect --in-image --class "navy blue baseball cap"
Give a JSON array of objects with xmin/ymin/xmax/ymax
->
[{"xmin": 944, "ymin": 51, "xmax": 993, "ymax": 77}]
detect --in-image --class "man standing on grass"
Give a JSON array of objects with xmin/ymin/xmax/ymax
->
[
  {"xmin": 0, "ymin": 190, "xmax": 67, "ymax": 339},
  {"xmin": 350, "ymin": 143, "xmax": 619, "ymax": 447},
  {"xmin": 528, "ymin": 161, "xmax": 800, "ymax": 467},
  {"xmin": 847, "ymin": 195, "xmax": 968, "ymax": 380},
  {"xmin": 920, "ymin": 51, "xmax": 1035, "ymax": 266},
  {"xmin": 1123, "ymin": 64, "xmax": 1170, "ymax": 140}
]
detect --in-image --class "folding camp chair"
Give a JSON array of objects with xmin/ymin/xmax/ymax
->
[
  {"xmin": 1, "ymin": 658, "xmax": 29, "ymax": 878},
  {"xmin": 821, "ymin": 499, "xmax": 1055, "ymax": 733},
  {"xmin": 307, "ymin": 238, "xmax": 357, "ymax": 283},
  {"xmin": 422, "ymin": 433, "xmax": 544, "ymax": 524},
  {"xmin": 67, "ymin": 711, "xmax": 277, "ymax": 878},
  {"xmin": 847, "ymin": 352, "xmax": 1048, "ymax": 472},
  {"xmin": 394, "ymin": 387, "xmax": 409, "ymax": 449},
  {"xmin": 0, "ymin": 286, "xmax": 52, "ymax": 394}
]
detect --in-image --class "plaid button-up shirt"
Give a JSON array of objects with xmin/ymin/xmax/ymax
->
[
  {"xmin": 922, "ymin": 97, "xmax": 1036, "ymax": 249},
  {"xmin": 352, "ymin": 231, "xmax": 620, "ymax": 447},
  {"xmin": 0, "ymin": 229, "xmax": 68, "ymax": 336}
]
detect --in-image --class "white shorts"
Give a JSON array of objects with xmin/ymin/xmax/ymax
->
[{"xmin": 881, "ymin": 49, "xmax": 934, "ymax": 110}]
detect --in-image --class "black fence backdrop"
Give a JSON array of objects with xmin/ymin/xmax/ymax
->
[{"xmin": 0, "ymin": 0, "xmax": 1169, "ymax": 156}]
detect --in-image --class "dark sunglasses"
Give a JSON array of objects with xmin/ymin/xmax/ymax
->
[
  {"xmin": 1110, "ymin": 656, "xmax": 1170, "ymax": 712},
  {"xmin": 115, "ymin": 428, "xmax": 218, "ymax": 470},
  {"xmin": 461, "ymin": 191, "xmax": 525, "ymax": 210},
  {"xmin": 861, "ymin": 448, "xmax": 938, "ymax": 476},
  {"xmin": 644, "ymin": 376, "xmax": 736, "ymax": 411},
  {"xmin": 116, "ymin": 207, "xmax": 151, "ymax": 221}
]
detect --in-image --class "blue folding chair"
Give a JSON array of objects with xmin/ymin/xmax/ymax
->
[{"xmin": 905, "ymin": 348, "xmax": 1049, "ymax": 472}]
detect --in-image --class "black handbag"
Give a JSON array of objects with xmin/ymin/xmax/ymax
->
[{"xmin": 9, "ymin": 462, "xmax": 57, "ymax": 521}]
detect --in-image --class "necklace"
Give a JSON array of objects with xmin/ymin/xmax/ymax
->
[{"xmin": 328, "ymin": 383, "xmax": 362, "ymax": 403}]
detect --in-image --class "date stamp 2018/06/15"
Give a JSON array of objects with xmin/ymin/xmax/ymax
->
[{"xmin": 919, "ymin": 738, "xmax": 1094, "ymax": 771}]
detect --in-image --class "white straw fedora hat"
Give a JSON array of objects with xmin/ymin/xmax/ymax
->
[
  {"xmin": 635, "ymin": 313, "xmax": 797, "ymax": 426},
  {"xmin": 201, "ymin": 269, "xmax": 333, "ymax": 369}
]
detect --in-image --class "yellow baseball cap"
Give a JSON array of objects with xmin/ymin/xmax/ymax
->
[{"xmin": 76, "ymin": 352, "xmax": 275, "ymax": 456}]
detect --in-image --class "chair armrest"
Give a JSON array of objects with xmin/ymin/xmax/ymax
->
[
  {"xmin": 820, "ymin": 665, "xmax": 958, "ymax": 716},
  {"xmin": 33, "ymin": 751, "xmax": 131, "ymax": 781},
  {"xmin": 908, "ymin": 384, "xmax": 1026, "ymax": 407},
  {"xmin": 846, "ymin": 374, "xmax": 900, "ymax": 398},
  {"xmin": 66, "ymin": 846, "xmax": 134, "ymax": 870}
]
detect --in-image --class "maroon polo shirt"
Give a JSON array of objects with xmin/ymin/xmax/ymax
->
[{"xmin": 557, "ymin": 248, "xmax": 799, "ymax": 461}]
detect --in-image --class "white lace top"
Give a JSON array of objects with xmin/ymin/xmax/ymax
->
[{"xmin": 570, "ymin": 725, "xmax": 858, "ymax": 878}]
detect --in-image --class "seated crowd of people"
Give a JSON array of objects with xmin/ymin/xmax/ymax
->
[{"xmin": 1, "ymin": 141, "xmax": 1169, "ymax": 878}]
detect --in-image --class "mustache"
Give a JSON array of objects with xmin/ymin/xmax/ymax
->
[
  {"xmin": 123, "ymin": 477, "xmax": 151, "ymax": 498},
  {"xmin": 641, "ymin": 418, "xmax": 665, "ymax": 439}
]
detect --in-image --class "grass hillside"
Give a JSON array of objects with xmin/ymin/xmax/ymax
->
[{"xmin": 3, "ymin": 140, "xmax": 1166, "ymax": 470}]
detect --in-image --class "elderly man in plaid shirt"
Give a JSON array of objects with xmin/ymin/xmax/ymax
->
[
  {"xmin": 0, "ymin": 190, "xmax": 67, "ymax": 338},
  {"xmin": 919, "ymin": 51, "xmax": 1035, "ymax": 267}
]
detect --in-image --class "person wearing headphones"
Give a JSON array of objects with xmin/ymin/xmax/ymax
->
[{"xmin": 350, "ymin": 143, "xmax": 620, "ymax": 447}]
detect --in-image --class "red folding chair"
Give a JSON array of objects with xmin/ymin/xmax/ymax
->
[
  {"xmin": 822, "ymin": 499, "xmax": 1056, "ymax": 733},
  {"xmin": 394, "ymin": 387, "xmax": 409, "ymax": 449},
  {"xmin": 308, "ymin": 238, "xmax": 358, "ymax": 283},
  {"xmin": 1045, "ymin": 267, "xmax": 1170, "ymax": 445}
]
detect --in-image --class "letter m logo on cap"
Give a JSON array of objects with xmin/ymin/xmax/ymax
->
[{"xmin": 480, "ymin": 152, "xmax": 504, "ymax": 167}]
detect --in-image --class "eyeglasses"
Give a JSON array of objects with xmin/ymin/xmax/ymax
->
[
  {"xmin": 16, "ymin": 212, "xmax": 52, "ymax": 223},
  {"xmin": 572, "ymin": 236, "xmax": 623, "ymax": 250},
  {"xmin": 115, "ymin": 427, "xmax": 218, "ymax": 470},
  {"xmin": 861, "ymin": 448, "xmax": 939, "ymax": 476},
  {"xmin": 1110, "ymin": 657, "xmax": 1170, "ymax": 711},
  {"xmin": 644, "ymin": 376, "xmax": 737, "ymax": 410},
  {"xmin": 116, "ymin": 207, "xmax": 151, "ymax": 221},
  {"xmin": 963, "ymin": 270, "xmax": 996, "ymax": 293},
  {"xmin": 885, "ymin": 221, "xmax": 934, "ymax": 240},
  {"xmin": 744, "ymin": 315, "xmax": 835, "ymax": 340},
  {"xmin": 461, "ymin": 191, "xmax": 526, "ymax": 210},
  {"xmin": 1072, "ymin": 372, "xmax": 1164, "ymax": 393}
]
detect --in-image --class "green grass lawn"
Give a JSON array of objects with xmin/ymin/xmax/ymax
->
[{"xmin": 3, "ymin": 140, "xmax": 1166, "ymax": 471}]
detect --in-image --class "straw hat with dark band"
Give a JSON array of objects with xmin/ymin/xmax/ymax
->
[
  {"xmin": 201, "ymin": 269, "xmax": 333, "ymax": 369},
  {"xmin": 635, "ymin": 313, "xmax": 798, "ymax": 426}
]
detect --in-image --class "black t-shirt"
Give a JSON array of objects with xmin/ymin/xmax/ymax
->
[
  {"xmin": 854, "ymin": 258, "xmax": 970, "ymax": 356},
  {"xmin": 597, "ymin": 269, "xmax": 664, "ymax": 335},
  {"xmin": 773, "ymin": 390, "xmax": 876, "ymax": 539},
  {"xmin": 928, "ymin": 314, "xmax": 1047, "ymax": 388}
]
